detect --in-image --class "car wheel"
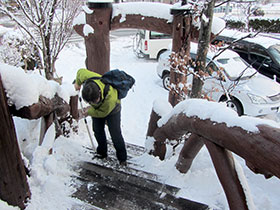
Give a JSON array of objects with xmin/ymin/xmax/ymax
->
[
  {"xmin": 162, "ymin": 73, "xmax": 170, "ymax": 90},
  {"xmin": 225, "ymin": 98, "xmax": 243, "ymax": 116}
]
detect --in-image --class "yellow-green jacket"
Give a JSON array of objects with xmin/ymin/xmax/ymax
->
[{"xmin": 76, "ymin": 68, "xmax": 120, "ymax": 118}]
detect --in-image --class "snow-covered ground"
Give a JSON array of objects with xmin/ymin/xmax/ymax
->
[{"xmin": 1, "ymin": 34, "xmax": 280, "ymax": 210}]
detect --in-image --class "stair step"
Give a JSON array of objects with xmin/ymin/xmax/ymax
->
[
  {"xmin": 85, "ymin": 140, "xmax": 146, "ymax": 160},
  {"xmin": 81, "ymin": 161, "xmax": 179, "ymax": 196},
  {"xmin": 73, "ymin": 142, "xmax": 209, "ymax": 209},
  {"xmin": 73, "ymin": 161, "xmax": 209, "ymax": 210}
]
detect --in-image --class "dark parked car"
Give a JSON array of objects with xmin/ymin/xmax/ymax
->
[{"xmin": 213, "ymin": 30, "xmax": 280, "ymax": 82}]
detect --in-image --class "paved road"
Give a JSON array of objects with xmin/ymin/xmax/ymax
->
[
  {"xmin": 70, "ymin": 29, "xmax": 138, "ymax": 43},
  {"xmin": 111, "ymin": 29, "xmax": 138, "ymax": 37}
]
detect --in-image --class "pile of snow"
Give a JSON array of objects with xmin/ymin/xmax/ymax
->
[
  {"xmin": 158, "ymin": 98, "xmax": 280, "ymax": 132},
  {"xmin": 0, "ymin": 64, "xmax": 77, "ymax": 109},
  {"xmin": 112, "ymin": 2, "xmax": 173, "ymax": 22},
  {"xmin": 220, "ymin": 29, "xmax": 280, "ymax": 48}
]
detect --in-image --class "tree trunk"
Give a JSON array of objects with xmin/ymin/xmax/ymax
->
[
  {"xmin": 44, "ymin": 0, "xmax": 57, "ymax": 80},
  {"xmin": 0, "ymin": 75, "xmax": 31, "ymax": 209},
  {"xmin": 191, "ymin": 0, "xmax": 215, "ymax": 98}
]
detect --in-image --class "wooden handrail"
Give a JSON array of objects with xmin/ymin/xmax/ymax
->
[{"xmin": 147, "ymin": 100, "xmax": 280, "ymax": 210}]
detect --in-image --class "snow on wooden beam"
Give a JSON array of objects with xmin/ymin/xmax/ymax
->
[
  {"xmin": 153, "ymin": 112, "xmax": 280, "ymax": 179},
  {"xmin": 74, "ymin": 14, "xmax": 199, "ymax": 42},
  {"xmin": 175, "ymin": 134, "xmax": 204, "ymax": 173},
  {"xmin": 111, "ymin": 14, "xmax": 172, "ymax": 35},
  {"xmin": 10, "ymin": 95, "xmax": 70, "ymax": 120},
  {"xmin": 73, "ymin": 14, "xmax": 173, "ymax": 37},
  {"xmin": 205, "ymin": 141, "xmax": 249, "ymax": 210},
  {"xmin": 147, "ymin": 98, "xmax": 280, "ymax": 209}
]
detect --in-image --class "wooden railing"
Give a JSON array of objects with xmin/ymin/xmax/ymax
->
[
  {"xmin": 0, "ymin": 74, "xmax": 79, "ymax": 209},
  {"xmin": 147, "ymin": 99, "xmax": 280, "ymax": 210}
]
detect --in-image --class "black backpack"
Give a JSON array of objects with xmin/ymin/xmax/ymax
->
[{"xmin": 86, "ymin": 69, "xmax": 135, "ymax": 99}]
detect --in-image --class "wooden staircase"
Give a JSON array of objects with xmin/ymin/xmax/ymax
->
[{"xmin": 72, "ymin": 142, "xmax": 209, "ymax": 210}]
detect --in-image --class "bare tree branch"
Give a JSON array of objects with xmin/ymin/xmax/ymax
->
[
  {"xmin": 0, "ymin": 0, "xmax": 82, "ymax": 80},
  {"xmin": 215, "ymin": 0, "xmax": 231, "ymax": 8}
]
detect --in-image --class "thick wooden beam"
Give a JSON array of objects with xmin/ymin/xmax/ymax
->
[
  {"xmin": 9, "ymin": 94, "xmax": 71, "ymax": 144},
  {"xmin": 9, "ymin": 96, "xmax": 52, "ymax": 119},
  {"xmin": 73, "ymin": 24, "xmax": 84, "ymax": 37},
  {"xmin": 74, "ymin": 15, "xmax": 172, "ymax": 38},
  {"xmin": 111, "ymin": 14, "xmax": 172, "ymax": 35},
  {"xmin": 204, "ymin": 141, "xmax": 249, "ymax": 210},
  {"xmin": 75, "ymin": 13, "xmax": 201, "ymax": 41},
  {"xmin": 146, "ymin": 109, "xmax": 161, "ymax": 138},
  {"xmin": 0, "ymin": 75, "xmax": 30, "ymax": 209},
  {"xmin": 10, "ymin": 95, "xmax": 70, "ymax": 120},
  {"xmin": 176, "ymin": 134, "xmax": 204, "ymax": 173},
  {"xmin": 153, "ymin": 112, "xmax": 280, "ymax": 179}
]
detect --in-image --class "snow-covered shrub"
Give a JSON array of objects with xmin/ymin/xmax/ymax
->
[
  {"xmin": 0, "ymin": 29, "xmax": 40, "ymax": 71},
  {"xmin": 223, "ymin": 16, "xmax": 280, "ymax": 32},
  {"xmin": 249, "ymin": 18, "xmax": 280, "ymax": 33},
  {"xmin": 225, "ymin": 19, "xmax": 246, "ymax": 31}
]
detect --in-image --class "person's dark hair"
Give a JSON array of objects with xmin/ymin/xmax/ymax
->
[
  {"xmin": 82, "ymin": 80, "xmax": 100, "ymax": 103},
  {"xmin": 85, "ymin": 58, "xmax": 88, "ymax": 69}
]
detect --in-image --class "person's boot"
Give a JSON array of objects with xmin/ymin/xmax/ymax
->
[
  {"xmin": 93, "ymin": 153, "xmax": 107, "ymax": 160},
  {"xmin": 119, "ymin": 161, "xmax": 127, "ymax": 166}
]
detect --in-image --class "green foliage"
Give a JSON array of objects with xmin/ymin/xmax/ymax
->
[
  {"xmin": 226, "ymin": 20, "xmax": 246, "ymax": 31},
  {"xmin": 249, "ymin": 19, "xmax": 280, "ymax": 33},
  {"xmin": 224, "ymin": 18, "xmax": 280, "ymax": 33}
]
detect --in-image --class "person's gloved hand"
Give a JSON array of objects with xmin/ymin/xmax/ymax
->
[
  {"xmin": 74, "ymin": 81, "xmax": 81, "ymax": 91},
  {"xmin": 78, "ymin": 109, "xmax": 86, "ymax": 118},
  {"xmin": 78, "ymin": 106, "xmax": 90, "ymax": 118}
]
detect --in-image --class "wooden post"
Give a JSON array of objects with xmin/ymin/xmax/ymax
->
[
  {"xmin": 85, "ymin": 1, "xmax": 112, "ymax": 75},
  {"xmin": 204, "ymin": 141, "xmax": 249, "ymax": 210},
  {"xmin": 39, "ymin": 113, "xmax": 54, "ymax": 146},
  {"xmin": 0, "ymin": 75, "xmax": 30, "ymax": 209},
  {"xmin": 70, "ymin": 95, "xmax": 79, "ymax": 120},
  {"xmin": 176, "ymin": 134, "xmax": 204, "ymax": 173},
  {"xmin": 146, "ymin": 109, "xmax": 161, "ymax": 138},
  {"xmin": 169, "ymin": 8, "xmax": 192, "ymax": 106}
]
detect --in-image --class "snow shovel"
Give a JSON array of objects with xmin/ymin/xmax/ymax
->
[{"xmin": 79, "ymin": 96, "xmax": 96, "ymax": 151}]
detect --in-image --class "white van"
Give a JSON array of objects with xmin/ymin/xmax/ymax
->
[{"xmin": 133, "ymin": 30, "xmax": 172, "ymax": 60}]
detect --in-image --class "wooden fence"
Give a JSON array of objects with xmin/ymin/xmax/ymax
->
[
  {"xmin": 0, "ymin": 74, "xmax": 79, "ymax": 209},
  {"xmin": 147, "ymin": 100, "xmax": 280, "ymax": 210}
]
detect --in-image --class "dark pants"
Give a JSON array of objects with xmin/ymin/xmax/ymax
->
[{"xmin": 92, "ymin": 111, "xmax": 127, "ymax": 162}]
